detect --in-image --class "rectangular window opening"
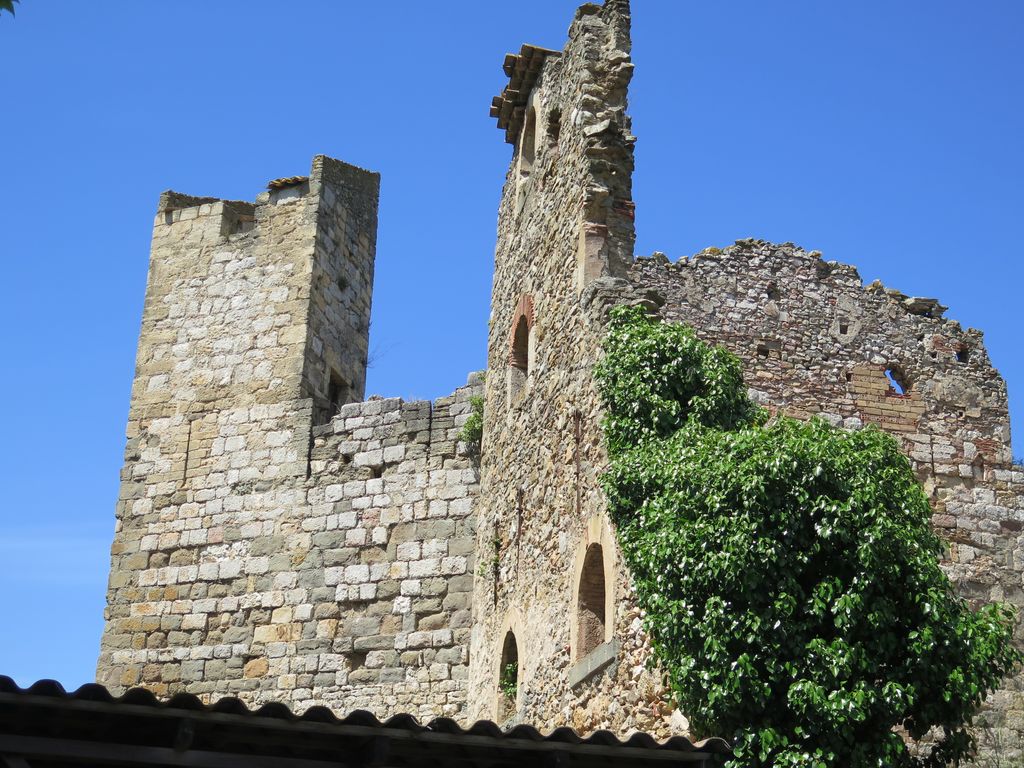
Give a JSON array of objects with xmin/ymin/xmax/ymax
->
[{"xmin": 327, "ymin": 371, "xmax": 348, "ymax": 422}]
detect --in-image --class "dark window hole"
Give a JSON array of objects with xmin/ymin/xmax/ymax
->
[
  {"xmin": 547, "ymin": 107, "xmax": 561, "ymax": 147},
  {"xmin": 957, "ymin": 347, "xmax": 971, "ymax": 364},
  {"xmin": 346, "ymin": 651, "xmax": 367, "ymax": 670},
  {"xmin": 577, "ymin": 544, "xmax": 607, "ymax": 658},
  {"xmin": 511, "ymin": 316, "xmax": 529, "ymax": 373},
  {"xmin": 327, "ymin": 372, "xmax": 347, "ymax": 421}
]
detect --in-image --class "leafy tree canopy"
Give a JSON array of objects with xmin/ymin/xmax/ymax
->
[
  {"xmin": 0, "ymin": 1, "xmax": 18, "ymax": 18},
  {"xmin": 595, "ymin": 305, "xmax": 1020, "ymax": 768}
]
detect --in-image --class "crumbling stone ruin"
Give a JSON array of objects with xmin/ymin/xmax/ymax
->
[{"xmin": 98, "ymin": 0, "xmax": 1024, "ymax": 758}]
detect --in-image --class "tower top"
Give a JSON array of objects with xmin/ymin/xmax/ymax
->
[
  {"xmin": 489, "ymin": 44, "xmax": 561, "ymax": 143},
  {"xmin": 489, "ymin": 0, "xmax": 632, "ymax": 144}
]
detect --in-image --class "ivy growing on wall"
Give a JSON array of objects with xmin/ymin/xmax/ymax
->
[{"xmin": 595, "ymin": 305, "xmax": 1020, "ymax": 768}]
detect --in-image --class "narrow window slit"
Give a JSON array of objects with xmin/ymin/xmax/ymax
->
[
  {"xmin": 577, "ymin": 544, "xmax": 606, "ymax": 658},
  {"xmin": 498, "ymin": 631, "xmax": 519, "ymax": 720}
]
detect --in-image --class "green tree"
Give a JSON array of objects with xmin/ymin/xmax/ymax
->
[
  {"xmin": 0, "ymin": 1, "xmax": 18, "ymax": 18},
  {"xmin": 595, "ymin": 305, "xmax": 1020, "ymax": 768}
]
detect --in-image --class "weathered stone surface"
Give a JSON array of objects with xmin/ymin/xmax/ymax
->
[
  {"xmin": 96, "ymin": 0, "xmax": 1023, "ymax": 761},
  {"xmin": 97, "ymin": 155, "xmax": 481, "ymax": 721}
]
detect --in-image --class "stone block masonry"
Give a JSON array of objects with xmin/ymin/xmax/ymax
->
[
  {"xmin": 97, "ymin": 148, "xmax": 485, "ymax": 721},
  {"xmin": 97, "ymin": 0, "xmax": 1024, "ymax": 762},
  {"xmin": 467, "ymin": 0, "xmax": 1024, "ymax": 757},
  {"xmin": 99, "ymin": 374, "xmax": 483, "ymax": 719},
  {"xmin": 629, "ymin": 239, "xmax": 1011, "ymax": 477}
]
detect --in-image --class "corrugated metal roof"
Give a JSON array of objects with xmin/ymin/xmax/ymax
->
[{"xmin": 0, "ymin": 676, "xmax": 730, "ymax": 767}]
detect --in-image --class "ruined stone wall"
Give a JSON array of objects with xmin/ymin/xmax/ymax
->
[
  {"xmin": 472, "ymin": 0, "xmax": 1023, "ymax": 748},
  {"xmin": 98, "ymin": 377, "xmax": 482, "ymax": 719},
  {"xmin": 298, "ymin": 381, "xmax": 481, "ymax": 719},
  {"xmin": 96, "ymin": 0, "xmax": 1023, "ymax": 752},
  {"xmin": 290, "ymin": 383, "xmax": 482, "ymax": 718},
  {"xmin": 629, "ymin": 241, "xmax": 1011, "ymax": 471},
  {"xmin": 628, "ymin": 241, "xmax": 1024, "ymax": 756},
  {"xmin": 950, "ymin": 471, "xmax": 1024, "ymax": 764},
  {"xmin": 98, "ymin": 154, "xmax": 483, "ymax": 722},
  {"xmin": 468, "ymin": 0, "xmax": 678, "ymax": 737}
]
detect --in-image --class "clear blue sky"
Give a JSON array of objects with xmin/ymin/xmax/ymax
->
[{"xmin": 0, "ymin": 1, "xmax": 1020, "ymax": 690}]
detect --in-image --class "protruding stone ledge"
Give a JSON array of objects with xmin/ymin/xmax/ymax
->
[{"xmin": 568, "ymin": 638, "xmax": 619, "ymax": 689}]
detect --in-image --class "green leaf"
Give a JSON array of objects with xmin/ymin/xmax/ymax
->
[{"xmin": 595, "ymin": 308, "xmax": 1022, "ymax": 768}]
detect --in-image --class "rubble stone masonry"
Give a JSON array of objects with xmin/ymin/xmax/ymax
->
[
  {"xmin": 97, "ymin": 0, "xmax": 1023, "ymax": 761},
  {"xmin": 629, "ymin": 243, "xmax": 1024, "ymax": 752},
  {"xmin": 467, "ymin": 0, "xmax": 677, "ymax": 738}
]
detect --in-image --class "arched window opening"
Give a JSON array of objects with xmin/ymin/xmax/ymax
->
[
  {"xmin": 498, "ymin": 631, "xmax": 519, "ymax": 720},
  {"xmin": 885, "ymin": 366, "xmax": 910, "ymax": 395},
  {"xmin": 577, "ymin": 544, "xmax": 606, "ymax": 658},
  {"xmin": 507, "ymin": 295, "xmax": 535, "ymax": 405},
  {"xmin": 519, "ymin": 108, "xmax": 536, "ymax": 177},
  {"xmin": 511, "ymin": 316, "xmax": 529, "ymax": 374}
]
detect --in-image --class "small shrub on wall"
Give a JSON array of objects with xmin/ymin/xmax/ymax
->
[
  {"xmin": 595, "ymin": 305, "xmax": 1020, "ymax": 768},
  {"xmin": 459, "ymin": 395, "xmax": 484, "ymax": 447}
]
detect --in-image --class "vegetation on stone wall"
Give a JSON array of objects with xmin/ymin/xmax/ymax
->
[
  {"xmin": 499, "ymin": 662, "xmax": 518, "ymax": 701},
  {"xmin": 459, "ymin": 395, "xmax": 485, "ymax": 446},
  {"xmin": 595, "ymin": 305, "xmax": 1020, "ymax": 768}
]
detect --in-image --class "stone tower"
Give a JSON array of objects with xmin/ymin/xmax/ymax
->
[
  {"xmin": 98, "ymin": 153, "xmax": 482, "ymax": 720},
  {"xmin": 466, "ymin": 0, "xmax": 1024, "ymax": 745},
  {"xmin": 98, "ymin": 156, "xmax": 381, "ymax": 693},
  {"xmin": 466, "ymin": 0, "xmax": 669, "ymax": 735}
]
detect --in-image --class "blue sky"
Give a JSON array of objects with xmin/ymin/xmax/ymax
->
[{"xmin": 0, "ymin": 1, "xmax": 1020, "ymax": 689}]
